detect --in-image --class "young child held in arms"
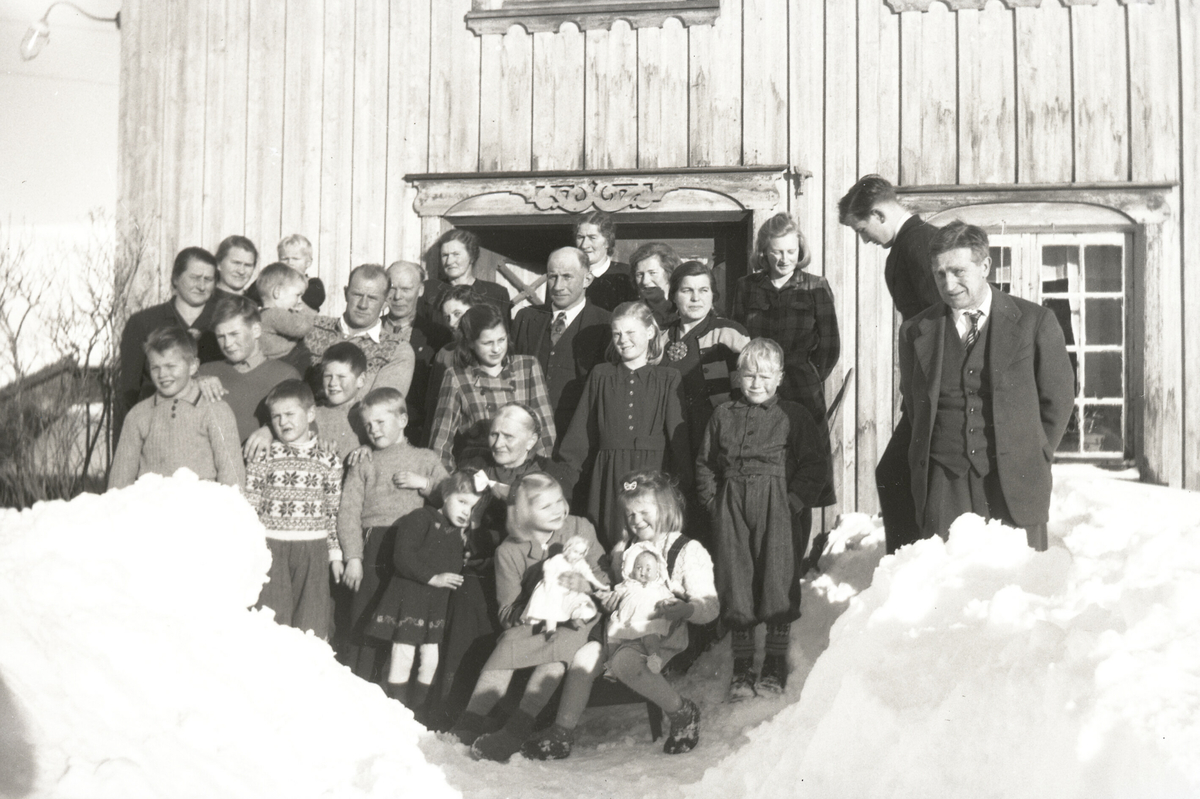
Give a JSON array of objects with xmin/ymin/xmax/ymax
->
[
  {"xmin": 315, "ymin": 342, "xmax": 370, "ymax": 462},
  {"xmin": 256, "ymin": 262, "xmax": 316, "ymax": 375},
  {"xmin": 244, "ymin": 379, "xmax": 344, "ymax": 640},
  {"xmin": 695, "ymin": 338, "xmax": 828, "ymax": 699},
  {"xmin": 337, "ymin": 388, "xmax": 447, "ymax": 679},
  {"xmin": 109, "ymin": 326, "xmax": 244, "ymax": 490},
  {"xmin": 522, "ymin": 534, "xmax": 605, "ymax": 635},
  {"xmin": 606, "ymin": 548, "xmax": 677, "ymax": 674},
  {"xmin": 366, "ymin": 471, "xmax": 486, "ymax": 713}
]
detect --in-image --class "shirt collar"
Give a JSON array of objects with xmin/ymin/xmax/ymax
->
[
  {"xmin": 550, "ymin": 298, "xmax": 587, "ymax": 329},
  {"xmin": 590, "ymin": 255, "xmax": 612, "ymax": 278},
  {"xmin": 951, "ymin": 287, "xmax": 993, "ymax": 329},
  {"xmin": 154, "ymin": 382, "xmax": 202, "ymax": 407},
  {"xmin": 339, "ymin": 315, "xmax": 382, "ymax": 343}
]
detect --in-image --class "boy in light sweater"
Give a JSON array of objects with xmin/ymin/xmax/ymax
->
[
  {"xmin": 337, "ymin": 388, "xmax": 447, "ymax": 679},
  {"xmin": 244, "ymin": 379, "xmax": 343, "ymax": 640},
  {"xmin": 109, "ymin": 326, "xmax": 244, "ymax": 490}
]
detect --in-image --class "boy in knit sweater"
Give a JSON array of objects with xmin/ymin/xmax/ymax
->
[
  {"xmin": 244, "ymin": 379, "xmax": 343, "ymax": 640},
  {"xmin": 336, "ymin": 387, "xmax": 447, "ymax": 679},
  {"xmin": 314, "ymin": 342, "xmax": 369, "ymax": 462},
  {"xmin": 109, "ymin": 326, "xmax": 244, "ymax": 490}
]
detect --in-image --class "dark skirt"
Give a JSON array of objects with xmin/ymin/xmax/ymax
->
[
  {"xmin": 437, "ymin": 568, "xmax": 501, "ymax": 707},
  {"xmin": 348, "ymin": 526, "xmax": 394, "ymax": 638},
  {"xmin": 366, "ymin": 577, "xmax": 453, "ymax": 646}
]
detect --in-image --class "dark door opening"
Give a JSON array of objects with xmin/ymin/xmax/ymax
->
[{"xmin": 434, "ymin": 211, "xmax": 752, "ymax": 317}]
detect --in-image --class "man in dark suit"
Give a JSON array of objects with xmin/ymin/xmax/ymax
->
[
  {"xmin": 510, "ymin": 247, "xmax": 611, "ymax": 444},
  {"xmin": 382, "ymin": 260, "xmax": 451, "ymax": 445},
  {"xmin": 899, "ymin": 221, "xmax": 1075, "ymax": 551},
  {"xmin": 840, "ymin": 175, "xmax": 942, "ymax": 553}
]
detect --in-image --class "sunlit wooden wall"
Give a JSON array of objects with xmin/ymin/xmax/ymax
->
[{"xmin": 118, "ymin": 0, "xmax": 1200, "ymax": 515}]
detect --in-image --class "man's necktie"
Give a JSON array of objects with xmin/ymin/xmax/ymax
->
[
  {"xmin": 550, "ymin": 311, "xmax": 567, "ymax": 345},
  {"xmin": 964, "ymin": 310, "xmax": 983, "ymax": 351}
]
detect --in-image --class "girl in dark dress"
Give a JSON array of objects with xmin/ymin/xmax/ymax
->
[
  {"xmin": 556, "ymin": 301, "xmax": 693, "ymax": 551},
  {"xmin": 366, "ymin": 471, "xmax": 485, "ymax": 714}
]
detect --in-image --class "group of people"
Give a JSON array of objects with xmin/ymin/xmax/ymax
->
[{"xmin": 107, "ymin": 175, "xmax": 1077, "ymax": 761}]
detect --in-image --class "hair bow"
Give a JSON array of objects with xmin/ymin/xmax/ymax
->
[{"xmin": 623, "ymin": 480, "xmax": 638, "ymax": 491}]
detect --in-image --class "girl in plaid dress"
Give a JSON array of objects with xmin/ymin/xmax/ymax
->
[{"xmin": 428, "ymin": 303, "xmax": 556, "ymax": 471}]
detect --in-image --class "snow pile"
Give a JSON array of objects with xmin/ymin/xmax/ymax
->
[
  {"xmin": 690, "ymin": 467, "xmax": 1200, "ymax": 799},
  {"xmin": 0, "ymin": 471, "xmax": 457, "ymax": 799}
]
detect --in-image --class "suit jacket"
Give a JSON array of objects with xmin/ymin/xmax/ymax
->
[
  {"xmin": 886, "ymin": 215, "xmax": 942, "ymax": 322},
  {"xmin": 510, "ymin": 301, "xmax": 611, "ymax": 437},
  {"xmin": 899, "ymin": 287, "xmax": 1075, "ymax": 527}
]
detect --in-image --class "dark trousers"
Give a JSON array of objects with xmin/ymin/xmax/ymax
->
[
  {"xmin": 923, "ymin": 461, "xmax": 1048, "ymax": 551},
  {"xmin": 877, "ymin": 414, "xmax": 922, "ymax": 554}
]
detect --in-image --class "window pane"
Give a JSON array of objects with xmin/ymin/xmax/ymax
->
[
  {"xmin": 1042, "ymin": 245, "xmax": 1078, "ymax": 293},
  {"xmin": 989, "ymin": 246, "xmax": 1012, "ymax": 292},
  {"xmin": 1043, "ymin": 298, "xmax": 1078, "ymax": 347},
  {"xmin": 1085, "ymin": 298, "xmax": 1123, "ymax": 346},
  {"xmin": 1084, "ymin": 352, "xmax": 1123, "ymax": 398},
  {"xmin": 1084, "ymin": 245, "xmax": 1123, "ymax": 292},
  {"xmin": 1058, "ymin": 405, "xmax": 1081, "ymax": 453},
  {"xmin": 1082, "ymin": 405, "xmax": 1123, "ymax": 454}
]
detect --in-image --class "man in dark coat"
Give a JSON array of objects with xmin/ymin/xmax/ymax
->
[
  {"xmin": 840, "ymin": 174, "xmax": 943, "ymax": 553},
  {"xmin": 899, "ymin": 221, "xmax": 1075, "ymax": 551},
  {"xmin": 510, "ymin": 247, "xmax": 611, "ymax": 444},
  {"xmin": 382, "ymin": 260, "xmax": 451, "ymax": 445}
]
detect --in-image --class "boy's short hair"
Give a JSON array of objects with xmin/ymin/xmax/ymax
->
[
  {"xmin": 144, "ymin": 325, "xmax": 197, "ymax": 361},
  {"xmin": 738, "ymin": 338, "xmax": 785, "ymax": 374},
  {"xmin": 359, "ymin": 387, "xmax": 407, "ymax": 416},
  {"xmin": 320, "ymin": 341, "xmax": 367, "ymax": 376},
  {"xmin": 211, "ymin": 294, "xmax": 262, "ymax": 327},
  {"xmin": 277, "ymin": 233, "xmax": 312, "ymax": 258},
  {"xmin": 838, "ymin": 174, "xmax": 897, "ymax": 223},
  {"xmin": 256, "ymin": 262, "xmax": 307, "ymax": 298},
  {"xmin": 265, "ymin": 378, "xmax": 315, "ymax": 410}
]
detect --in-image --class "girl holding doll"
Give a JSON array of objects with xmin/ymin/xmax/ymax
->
[
  {"xmin": 522, "ymin": 470, "xmax": 717, "ymax": 759},
  {"xmin": 448, "ymin": 472, "xmax": 608, "ymax": 762},
  {"xmin": 556, "ymin": 301, "xmax": 692, "ymax": 551},
  {"xmin": 366, "ymin": 471, "xmax": 487, "ymax": 716}
]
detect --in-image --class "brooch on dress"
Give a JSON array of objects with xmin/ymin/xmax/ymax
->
[{"xmin": 665, "ymin": 340, "xmax": 688, "ymax": 362}]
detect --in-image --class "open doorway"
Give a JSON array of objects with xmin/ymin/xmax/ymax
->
[{"xmin": 433, "ymin": 211, "xmax": 753, "ymax": 316}]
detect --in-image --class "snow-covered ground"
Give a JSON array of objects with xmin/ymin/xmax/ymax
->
[{"xmin": 1, "ymin": 465, "xmax": 1197, "ymax": 798}]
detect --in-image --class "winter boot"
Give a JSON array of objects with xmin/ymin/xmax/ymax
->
[
  {"xmin": 470, "ymin": 709, "xmax": 537, "ymax": 762},
  {"xmin": 521, "ymin": 723, "xmax": 575, "ymax": 760},
  {"xmin": 728, "ymin": 656, "xmax": 757, "ymax": 702},
  {"xmin": 757, "ymin": 653, "xmax": 788, "ymax": 695},
  {"xmin": 662, "ymin": 698, "xmax": 700, "ymax": 754}
]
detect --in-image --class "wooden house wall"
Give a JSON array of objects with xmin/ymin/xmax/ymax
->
[{"xmin": 117, "ymin": 0, "xmax": 1200, "ymax": 518}]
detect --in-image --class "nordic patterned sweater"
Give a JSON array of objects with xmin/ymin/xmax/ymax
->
[{"xmin": 244, "ymin": 438, "xmax": 343, "ymax": 561}]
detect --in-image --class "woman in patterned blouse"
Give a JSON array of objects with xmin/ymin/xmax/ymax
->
[
  {"xmin": 731, "ymin": 212, "xmax": 839, "ymax": 508},
  {"xmin": 428, "ymin": 303, "xmax": 556, "ymax": 472}
]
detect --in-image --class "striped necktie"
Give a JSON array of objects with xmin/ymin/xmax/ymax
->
[
  {"xmin": 963, "ymin": 310, "xmax": 983, "ymax": 351},
  {"xmin": 550, "ymin": 311, "xmax": 568, "ymax": 345}
]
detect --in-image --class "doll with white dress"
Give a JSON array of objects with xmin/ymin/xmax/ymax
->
[
  {"xmin": 523, "ymin": 535, "xmax": 605, "ymax": 635},
  {"xmin": 607, "ymin": 547, "xmax": 677, "ymax": 673}
]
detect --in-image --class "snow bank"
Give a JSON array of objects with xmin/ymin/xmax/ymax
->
[
  {"xmin": 690, "ymin": 467, "xmax": 1200, "ymax": 799},
  {"xmin": 0, "ymin": 471, "xmax": 457, "ymax": 799}
]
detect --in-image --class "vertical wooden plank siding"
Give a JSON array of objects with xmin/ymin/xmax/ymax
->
[
  {"xmin": 856, "ymin": 0, "xmax": 902, "ymax": 516},
  {"xmin": 319, "ymin": 0, "xmax": 355, "ymax": 299},
  {"xmin": 429, "ymin": 0, "xmax": 481, "ymax": 172},
  {"xmin": 1014, "ymin": 3, "xmax": 1072, "ymax": 183},
  {"xmin": 350, "ymin": 0, "xmax": 389, "ymax": 266},
  {"xmin": 159, "ymin": 0, "xmax": 208, "ymax": 274},
  {"xmin": 584, "ymin": 21, "xmax": 638, "ymax": 169},
  {"xmin": 823, "ymin": 0, "xmax": 858, "ymax": 520},
  {"xmin": 384, "ymin": 0, "xmax": 431, "ymax": 263},
  {"xmin": 743, "ymin": 0, "xmax": 789, "ymax": 165},
  {"xmin": 532, "ymin": 23, "xmax": 586, "ymax": 171},
  {"xmin": 688, "ymin": 0, "xmax": 742, "ymax": 167},
  {"xmin": 1071, "ymin": 1, "xmax": 1129, "ymax": 182},
  {"xmin": 637, "ymin": 18, "xmax": 689, "ymax": 169},
  {"xmin": 128, "ymin": 0, "xmax": 169, "ymax": 296},
  {"xmin": 244, "ymin": 0, "xmax": 286, "ymax": 256},
  {"xmin": 789, "ymin": 0, "xmax": 823, "ymax": 267},
  {"xmin": 280, "ymin": 0, "xmax": 324, "ymax": 267},
  {"xmin": 479, "ymin": 34, "xmax": 504, "ymax": 172},
  {"xmin": 1183, "ymin": 0, "xmax": 1200, "ymax": 490},
  {"xmin": 900, "ymin": 7, "xmax": 957, "ymax": 184},
  {"xmin": 1128, "ymin": 0, "xmax": 1181, "ymax": 183},
  {"xmin": 956, "ymin": 5, "xmax": 1015, "ymax": 185},
  {"xmin": 498, "ymin": 27, "xmax": 535, "ymax": 172},
  {"xmin": 202, "ymin": 0, "xmax": 250, "ymax": 250}
]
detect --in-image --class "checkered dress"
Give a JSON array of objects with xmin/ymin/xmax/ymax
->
[{"xmin": 427, "ymin": 354, "xmax": 556, "ymax": 471}]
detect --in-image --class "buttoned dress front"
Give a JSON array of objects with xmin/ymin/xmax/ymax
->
[{"xmin": 556, "ymin": 363, "xmax": 692, "ymax": 551}]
